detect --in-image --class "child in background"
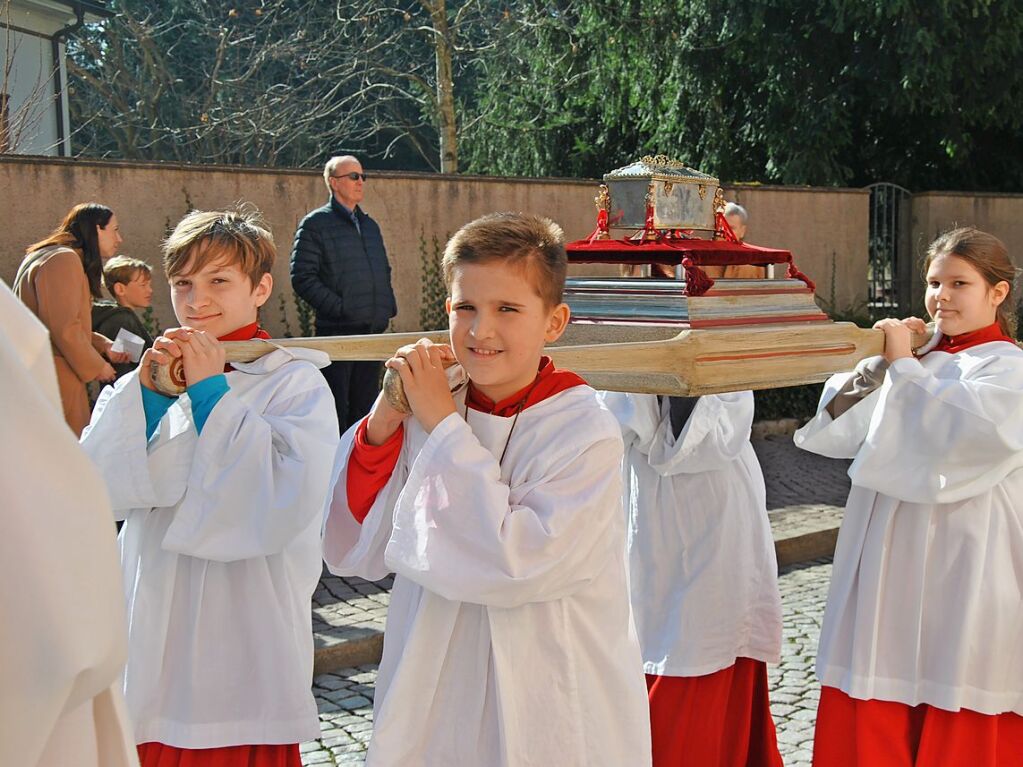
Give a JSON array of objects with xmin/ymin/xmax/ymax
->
[
  {"xmin": 81, "ymin": 209, "xmax": 339, "ymax": 767},
  {"xmin": 93, "ymin": 256, "xmax": 155, "ymax": 379},
  {"xmin": 599, "ymin": 390, "xmax": 783, "ymax": 767},
  {"xmin": 323, "ymin": 212, "xmax": 652, "ymax": 766},
  {"xmin": 795, "ymin": 227, "xmax": 1023, "ymax": 765}
]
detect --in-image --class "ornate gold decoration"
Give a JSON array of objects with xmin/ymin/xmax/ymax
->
[
  {"xmin": 712, "ymin": 187, "xmax": 726, "ymax": 212},
  {"xmin": 641, "ymin": 154, "xmax": 687, "ymax": 170},
  {"xmin": 643, "ymin": 181, "xmax": 658, "ymax": 240},
  {"xmin": 698, "ymin": 184, "xmax": 707, "ymax": 200},
  {"xmin": 593, "ymin": 184, "xmax": 611, "ymax": 240}
]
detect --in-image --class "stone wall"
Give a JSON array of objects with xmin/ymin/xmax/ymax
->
[
  {"xmin": 1, "ymin": 156, "xmax": 871, "ymax": 335},
  {"xmin": 909, "ymin": 191, "xmax": 1023, "ymax": 312}
]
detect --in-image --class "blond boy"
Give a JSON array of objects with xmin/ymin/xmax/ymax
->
[
  {"xmin": 81, "ymin": 209, "xmax": 339, "ymax": 766},
  {"xmin": 323, "ymin": 212, "xmax": 651, "ymax": 766}
]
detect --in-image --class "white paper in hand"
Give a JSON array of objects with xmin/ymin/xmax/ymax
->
[{"xmin": 111, "ymin": 327, "xmax": 146, "ymax": 363}]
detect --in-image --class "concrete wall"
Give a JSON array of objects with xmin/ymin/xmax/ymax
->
[
  {"xmin": 1, "ymin": 156, "xmax": 870, "ymax": 336},
  {"xmin": 727, "ymin": 184, "xmax": 869, "ymax": 315},
  {"xmin": 909, "ymin": 192, "xmax": 1023, "ymax": 312}
]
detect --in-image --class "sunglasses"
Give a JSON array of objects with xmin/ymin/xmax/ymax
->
[{"xmin": 333, "ymin": 172, "xmax": 367, "ymax": 182}]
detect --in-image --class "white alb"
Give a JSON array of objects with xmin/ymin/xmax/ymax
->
[
  {"xmin": 600, "ymin": 391, "xmax": 782, "ymax": 677},
  {"xmin": 81, "ymin": 349, "xmax": 339, "ymax": 747},
  {"xmin": 795, "ymin": 344, "xmax": 1023, "ymax": 715},
  {"xmin": 324, "ymin": 385, "xmax": 652, "ymax": 767}
]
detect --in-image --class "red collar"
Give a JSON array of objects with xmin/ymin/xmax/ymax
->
[
  {"xmin": 465, "ymin": 356, "xmax": 587, "ymax": 416},
  {"xmin": 932, "ymin": 322, "xmax": 1014, "ymax": 355},
  {"xmin": 219, "ymin": 322, "xmax": 270, "ymax": 371},
  {"xmin": 217, "ymin": 322, "xmax": 271, "ymax": 342}
]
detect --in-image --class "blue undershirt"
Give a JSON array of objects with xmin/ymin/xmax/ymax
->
[{"xmin": 141, "ymin": 374, "xmax": 230, "ymax": 440}]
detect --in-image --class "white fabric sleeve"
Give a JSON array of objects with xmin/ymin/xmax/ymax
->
[
  {"xmin": 80, "ymin": 371, "xmax": 189, "ymax": 520},
  {"xmin": 1, "ymin": 305, "xmax": 135, "ymax": 767},
  {"xmin": 383, "ymin": 412, "xmax": 624, "ymax": 609},
  {"xmin": 322, "ymin": 423, "xmax": 410, "ymax": 583},
  {"xmin": 160, "ymin": 366, "xmax": 339, "ymax": 561},
  {"xmin": 793, "ymin": 369, "xmax": 881, "ymax": 460},
  {"xmin": 849, "ymin": 354, "xmax": 1023, "ymax": 503},
  {"xmin": 595, "ymin": 390, "xmax": 660, "ymax": 448},
  {"xmin": 645, "ymin": 391, "xmax": 754, "ymax": 475}
]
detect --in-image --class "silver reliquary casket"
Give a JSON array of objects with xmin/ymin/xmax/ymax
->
[{"xmin": 603, "ymin": 155, "xmax": 719, "ymax": 233}]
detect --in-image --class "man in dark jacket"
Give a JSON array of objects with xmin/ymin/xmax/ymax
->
[{"xmin": 290, "ymin": 155, "xmax": 398, "ymax": 430}]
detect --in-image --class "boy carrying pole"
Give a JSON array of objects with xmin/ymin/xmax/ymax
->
[
  {"xmin": 323, "ymin": 212, "xmax": 652, "ymax": 766},
  {"xmin": 82, "ymin": 208, "xmax": 339, "ymax": 767}
]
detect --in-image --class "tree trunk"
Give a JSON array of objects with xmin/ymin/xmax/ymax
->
[{"xmin": 426, "ymin": 0, "xmax": 458, "ymax": 173}]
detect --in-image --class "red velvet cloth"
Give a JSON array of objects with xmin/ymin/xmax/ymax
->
[
  {"xmin": 137, "ymin": 742, "xmax": 301, "ymax": 767},
  {"xmin": 931, "ymin": 321, "xmax": 1015, "ymax": 355},
  {"xmin": 566, "ymin": 236, "xmax": 793, "ymax": 266},
  {"xmin": 813, "ymin": 686, "xmax": 1023, "ymax": 767},
  {"xmin": 645, "ymin": 658, "xmax": 783, "ymax": 767},
  {"xmin": 345, "ymin": 356, "xmax": 586, "ymax": 522}
]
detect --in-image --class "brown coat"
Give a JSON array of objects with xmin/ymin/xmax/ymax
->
[{"xmin": 15, "ymin": 247, "xmax": 109, "ymax": 436}]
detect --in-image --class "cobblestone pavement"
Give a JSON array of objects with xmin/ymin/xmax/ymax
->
[
  {"xmin": 312, "ymin": 574, "xmax": 391, "ymax": 657},
  {"xmin": 756, "ymin": 434, "xmax": 851, "ymax": 512},
  {"xmin": 767, "ymin": 558, "xmax": 831, "ymax": 767},
  {"xmin": 301, "ymin": 558, "xmax": 835, "ymax": 766}
]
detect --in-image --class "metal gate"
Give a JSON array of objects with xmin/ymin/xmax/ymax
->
[{"xmin": 866, "ymin": 182, "xmax": 912, "ymax": 319}]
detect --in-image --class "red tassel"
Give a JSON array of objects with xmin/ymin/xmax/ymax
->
[
  {"xmin": 786, "ymin": 262, "xmax": 816, "ymax": 291},
  {"xmin": 683, "ymin": 258, "xmax": 715, "ymax": 296}
]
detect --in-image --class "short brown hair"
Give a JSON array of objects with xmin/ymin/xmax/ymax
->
[
  {"xmin": 925, "ymin": 227, "xmax": 1019, "ymax": 336},
  {"xmin": 441, "ymin": 212, "xmax": 567, "ymax": 307},
  {"xmin": 102, "ymin": 255, "xmax": 152, "ymax": 294},
  {"xmin": 163, "ymin": 207, "xmax": 275, "ymax": 285}
]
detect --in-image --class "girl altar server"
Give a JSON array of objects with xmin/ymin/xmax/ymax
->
[
  {"xmin": 81, "ymin": 209, "xmax": 339, "ymax": 767},
  {"xmin": 794, "ymin": 227, "xmax": 1023, "ymax": 765},
  {"xmin": 323, "ymin": 213, "xmax": 651, "ymax": 766},
  {"xmin": 599, "ymin": 390, "xmax": 784, "ymax": 767}
]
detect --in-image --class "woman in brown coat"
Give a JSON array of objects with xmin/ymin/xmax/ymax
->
[{"xmin": 14, "ymin": 203, "xmax": 128, "ymax": 436}]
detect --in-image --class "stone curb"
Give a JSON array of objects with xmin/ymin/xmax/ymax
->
[
  {"xmin": 751, "ymin": 418, "xmax": 803, "ymax": 440},
  {"xmin": 311, "ymin": 527, "xmax": 840, "ymax": 676},
  {"xmin": 774, "ymin": 528, "xmax": 838, "ymax": 570},
  {"xmin": 314, "ymin": 633, "xmax": 384, "ymax": 676}
]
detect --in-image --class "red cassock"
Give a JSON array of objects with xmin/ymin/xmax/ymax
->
[
  {"xmin": 599, "ymin": 390, "xmax": 784, "ymax": 767},
  {"xmin": 813, "ymin": 687, "xmax": 1023, "ymax": 767},
  {"xmin": 137, "ymin": 742, "xmax": 301, "ymax": 767},
  {"xmin": 646, "ymin": 660, "xmax": 783, "ymax": 767}
]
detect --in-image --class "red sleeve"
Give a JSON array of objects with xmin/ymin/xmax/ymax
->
[{"xmin": 346, "ymin": 419, "xmax": 404, "ymax": 524}]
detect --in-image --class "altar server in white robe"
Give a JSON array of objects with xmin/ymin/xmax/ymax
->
[
  {"xmin": 80, "ymin": 210, "xmax": 338, "ymax": 767},
  {"xmin": 794, "ymin": 227, "xmax": 1023, "ymax": 767},
  {"xmin": 599, "ymin": 390, "xmax": 783, "ymax": 767},
  {"xmin": 323, "ymin": 213, "xmax": 652, "ymax": 767},
  {"xmin": 0, "ymin": 280, "xmax": 138, "ymax": 767}
]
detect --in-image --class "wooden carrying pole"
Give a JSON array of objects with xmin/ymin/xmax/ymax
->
[{"xmin": 154, "ymin": 322, "xmax": 925, "ymax": 398}]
